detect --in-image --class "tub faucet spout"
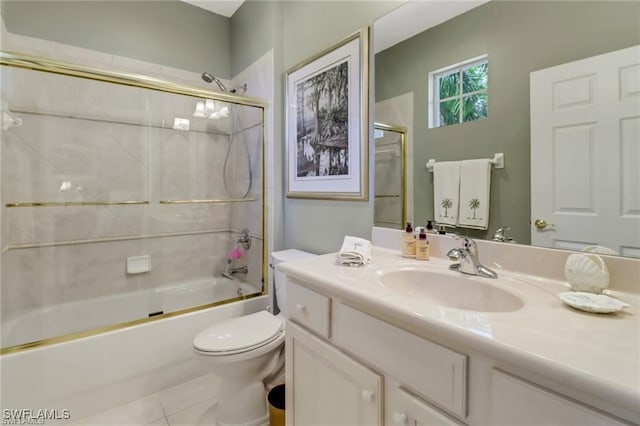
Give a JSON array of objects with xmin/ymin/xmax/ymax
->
[{"xmin": 222, "ymin": 263, "xmax": 248, "ymax": 280}]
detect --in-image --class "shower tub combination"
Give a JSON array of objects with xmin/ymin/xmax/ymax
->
[
  {"xmin": 1, "ymin": 277, "xmax": 260, "ymax": 349},
  {"xmin": 1, "ymin": 285, "xmax": 269, "ymax": 421},
  {"xmin": 0, "ymin": 49, "xmax": 269, "ymax": 420}
]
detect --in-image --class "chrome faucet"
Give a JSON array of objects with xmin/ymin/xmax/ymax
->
[
  {"xmin": 222, "ymin": 228, "xmax": 251, "ymax": 280},
  {"xmin": 492, "ymin": 227, "xmax": 516, "ymax": 243},
  {"xmin": 222, "ymin": 264, "xmax": 248, "ymax": 280},
  {"xmin": 447, "ymin": 237, "xmax": 498, "ymax": 278}
]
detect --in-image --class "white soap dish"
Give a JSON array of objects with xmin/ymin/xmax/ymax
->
[{"xmin": 559, "ymin": 292, "xmax": 629, "ymax": 314}]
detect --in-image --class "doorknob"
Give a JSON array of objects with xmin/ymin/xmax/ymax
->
[{"xmin": 534, "ymin": 219, "xmax": 555, "ymax": 230}]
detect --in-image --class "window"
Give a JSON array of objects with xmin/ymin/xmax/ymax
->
[{"xmin": 429, "ymin": 55, "xmax": 488, "ymax": 128}]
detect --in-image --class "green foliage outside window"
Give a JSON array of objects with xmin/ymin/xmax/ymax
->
[{"xmin": 436, "ymin": 61, "xmax": 488, "ymax": 127}]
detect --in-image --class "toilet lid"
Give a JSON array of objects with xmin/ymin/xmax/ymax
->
[{"xmin": 193, "ymin": 311, "xmax": 283, "ymax": 353}]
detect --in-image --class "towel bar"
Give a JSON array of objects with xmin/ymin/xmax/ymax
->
[{"xmin": 426, "ymin": 153, "xmax": 504, "ymax": 172}]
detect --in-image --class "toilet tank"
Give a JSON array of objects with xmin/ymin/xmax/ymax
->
[{"xmin": 271, "ymin": 249, "xmax": 315, "ymax": 316}]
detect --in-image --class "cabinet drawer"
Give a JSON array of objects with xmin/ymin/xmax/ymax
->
[
  {"xmin": 489, "ymin": 368, "xmax": 628, "ymax": 425},
  {"xmin": 387, "ymin": 385, "xmax": 464, "ymax": 426},
  {"xmin": 286, "ymin": 280, "xmax": 331, "ymax": 338},
  {"xmin": 333, "ymin": 302, "xmax": 467, "ymax": 419}
]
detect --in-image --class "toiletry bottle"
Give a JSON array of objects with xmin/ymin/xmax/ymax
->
[
  {"xmin": 416, "ymin": 232, "xmax": 430, "ymax": 260},
  {"xmin": 402, "ymin": 222, "xmax": 416, "ymax": 257},
  {"xmin": 426, "ymin": 220, "xmax": 435, "ymax": 234}
]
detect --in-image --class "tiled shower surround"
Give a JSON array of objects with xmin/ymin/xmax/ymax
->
[{"xmin": 0, "ymin": 36, "xmax": 265, "ymax": 348}]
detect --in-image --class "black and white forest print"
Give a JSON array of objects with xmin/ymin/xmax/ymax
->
[{"xmin": 295, "ymin": 60, "xmax": 349, "ymax": 178}]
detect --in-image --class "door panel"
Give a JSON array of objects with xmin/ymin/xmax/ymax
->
[{"xmin": 530, "ymin": 45, "xmax": 640, "ymax": 257}]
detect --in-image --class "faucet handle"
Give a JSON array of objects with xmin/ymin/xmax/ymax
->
[
  {"xmin": 460, "ymin": 237, "xmax": 479, "ymax": 258},
  {"xmin": 461, "ymin": 237, "xmax": 475, "ymax": 248},
  {"xmin": 492, "ymin": 227, "xmax": 511, "ymax": 242},
  {"xmin": 235, "ymin": 228, "xmax": 252, "ymax": 250},
  {"xmin": 447, "ymin": 248, "xmax": 462, "ymax": 261}
]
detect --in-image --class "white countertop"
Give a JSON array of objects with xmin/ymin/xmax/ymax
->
[{"xmin": 279, "ymin": 246, "xmax": 640, "ymax": 418}]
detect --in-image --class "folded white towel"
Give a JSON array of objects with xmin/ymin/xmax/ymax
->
[
  {"xmin": 338, "ymin": 236, "xmax": 372, "ymax": 266},
  {"xmin": 433, "ymin": 161, "xmax": 460, "ymax": 226},
  {"xmin": 459, "ymin": 159, "xmax": 491, "ymax": 230}
]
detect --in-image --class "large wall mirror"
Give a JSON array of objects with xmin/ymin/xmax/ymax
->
[{"xmin": 373, "ymin": 0, "xmax": 640, "ymax": 258}]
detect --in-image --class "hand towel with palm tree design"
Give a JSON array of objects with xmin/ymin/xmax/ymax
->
[
  {"xmin": 433, "ymin": 161, "xmax": 461, "ymax": 226},
  {"xmin": 459, "ymin": 159, "xmax": 491, "ymax": 229}
]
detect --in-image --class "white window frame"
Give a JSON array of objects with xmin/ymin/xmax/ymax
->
[{"xmin": 428, "ymin": 54, "xmax": 488, "ymax": 128}]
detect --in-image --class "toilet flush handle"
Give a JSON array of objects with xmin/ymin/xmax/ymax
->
[{"xmin": 295, "ymin": 303, "xmax": 306, "ymax": 313}]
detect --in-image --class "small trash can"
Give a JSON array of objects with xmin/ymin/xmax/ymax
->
[{"xmin": 268, "ymin": 384, "xmax": 285, "ymax": 426}]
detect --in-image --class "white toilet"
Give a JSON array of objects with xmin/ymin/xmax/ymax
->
[{"xmin": 193, "ymin": 249, "xmax": 314, "ymax": 426}]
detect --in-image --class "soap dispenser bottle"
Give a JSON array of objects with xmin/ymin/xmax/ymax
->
[
  {"xmin": 416, "ymin": 231, "xmax": 430, "ymax": 260},
  {"xmin": 402, "ymin": 222, "xmax": 416, "ymax": 257},
  {"xmin": 426, "ymin": 220, "xmax": 435, "ymax": 234}
]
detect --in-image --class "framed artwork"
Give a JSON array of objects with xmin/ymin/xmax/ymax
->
[{"xmin": 285, "ymin": 28, "xmax": 369, "ymax": 201}]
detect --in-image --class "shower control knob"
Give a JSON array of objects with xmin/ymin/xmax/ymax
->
[
  {"xmin": 295, "ymin": 303, "xmax": 306, "ymax": 313},
  {"xmin": 393, "ymin": 412, "xmax": 408, "ymax": 425},
  {"xmin": 360, "ymin": 389, "xmax": 375, "ymax": 402}
]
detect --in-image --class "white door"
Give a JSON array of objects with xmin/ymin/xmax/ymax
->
[
  {"xmin": 285, "ymin": 322, "xmax": 382, "ymax": 426},
  {"xmin": 530, "ymin": 45, "xmax": 640, "ymax": 257}
]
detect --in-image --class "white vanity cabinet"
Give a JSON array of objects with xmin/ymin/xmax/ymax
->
[
  {"xmin": 285, "ymin": 280, "xmax": 465, "ymax": 426},
  {"xmin": 284, "ymin": 279, "xmax": 637, "ymax": 426}
]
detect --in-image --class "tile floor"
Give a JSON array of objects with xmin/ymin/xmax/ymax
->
[{"xmin": 71, "ymin": 374, "xmax": 221, "ymax": 426}]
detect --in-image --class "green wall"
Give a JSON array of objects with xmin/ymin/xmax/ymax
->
[
  {"xmin": 1, "ymin": 0, "xmax": 231, "ymax": 77},
  {"xmin": 231, "ymin": 0, "xmax": 278, "ymax": 77},
  {"xmin": 375, "ymin": 1, "xmax": 640, "ymax": 244},
  {"xmin": 232, "ymin": 0, "xmax": 399, "ymax": 254},
  {"xmin": 281, "ymin": 1, "xmax": 397, "ymax": 254}
]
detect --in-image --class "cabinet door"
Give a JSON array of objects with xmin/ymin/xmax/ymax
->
[
  {"xmin": 286, "ymin": 322, "xmax": 382, "ymax": 426},
  {"xmin": 489, "ymin": 369, "xmax": 628, "ymax": 426},
  {"xmin": 387, "ymin": 385, "xmax": 464, "ymax": 426}
]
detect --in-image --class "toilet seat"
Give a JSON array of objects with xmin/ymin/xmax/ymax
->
[{"xmin": 193, "ymin": 311, "xmax": 283, "ymax": 356}]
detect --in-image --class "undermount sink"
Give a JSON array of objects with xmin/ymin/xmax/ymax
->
[{"xmin": 377, "ymin": 267, "xmax": 524, "ymax": 313}]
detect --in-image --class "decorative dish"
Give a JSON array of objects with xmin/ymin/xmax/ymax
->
[{"xmin": 559, "ymin": 292, "xmax": 629, "ymax": 314}]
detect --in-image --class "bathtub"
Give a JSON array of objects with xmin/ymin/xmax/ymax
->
[
  {"xmin": 1, "ymin": 277, "xmax": 259, "ymax": 348},
  {"xmin": 0, "ymin": 278, "xmax": 268, "ymax": 421}
]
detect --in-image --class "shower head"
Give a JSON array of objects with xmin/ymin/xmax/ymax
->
[
  {"xmin": 201, "ymin": 72, "xmax": 214, "ymax": 84},
  {"xmin": 201, "ymin": 72, "xmax": 247, "ymax": 94},
  {"xmin": 201, "ymin": 72, "xmax": 228, "ymax": 92}
]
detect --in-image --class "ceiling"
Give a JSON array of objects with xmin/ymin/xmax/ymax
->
[
  {"xmin": 178, "ymin": 0, "xmax": 487, "ymax": 48},
  {"xmin": 374, "ymin": 0, "xmax": 489, "ymax": 53},
  {"xmin": 181, "ymin": 0, "xmax": 245, "ymax": 17}
]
